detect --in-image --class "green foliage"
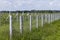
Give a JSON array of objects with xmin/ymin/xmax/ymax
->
[{"xmin": 0, "ymin": 13, "xmax": 60, "ymax": 40}]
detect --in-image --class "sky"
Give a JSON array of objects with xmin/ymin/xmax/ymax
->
[{"xmin": 0, "ymin": 0, "xmax": 60, "ymax": 11}]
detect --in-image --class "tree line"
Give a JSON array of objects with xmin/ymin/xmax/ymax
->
[{"xmin": 0, "ymin": 10, "xmax": 60, "ymax": 13}]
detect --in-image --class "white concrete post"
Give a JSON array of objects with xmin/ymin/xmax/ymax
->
[
  {"xmin": 53, "ymin": 14, "xmax": 55, "ymax": 21},
  {"xmin": 30, "ymin": 15, "xmax": 32, "ymax": 31},
  {"xmin": 48, "ymin": 14, "xmax": 50, "ymax": 23},
  {"xmin": 45, "ymin": 14, "xmax": 48, "ymax": 23},
  {"xmin": 51, "ymin": 14, "xmax": 53, "ymax": 22},
  {"xmin": 52, "ymin": 14, "xmax": 54, "ymax": 22},
  {"xmin": 20, "ymin": 16, "xmax": 23, "ymax": 34},
  {"xmin": 9, "ymin": 15, "xmax": 12, "ymax": 40},
  {"xmin": 55, "ymin": 14, "xmax": 56, "ymax": 20},
  {"xmin": 41, "ymin": 14, "xmax": 44, "ymax": 27},
  {"xmin": 59, "ymin": 13, "xmax": 60, "ymax": 20},
  {"xmin": 36, "ymin": 15, "xmax": 39, "ymax": 28}
]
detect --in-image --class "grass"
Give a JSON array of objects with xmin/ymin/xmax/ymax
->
[
  {"xmin": 0, "ymin": 20, "xmax": 60, "ymax": 40},
  {"xmin": 0, "ymin": 13, "xmax": 60, "ymax": 40}
]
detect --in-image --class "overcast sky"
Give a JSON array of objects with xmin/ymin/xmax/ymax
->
[{"xmin": 0, "ymin": 0, "xmax": 60, "ymax": 11}]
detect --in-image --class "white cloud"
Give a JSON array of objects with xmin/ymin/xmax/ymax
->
[
  {"xmin": 0, "ymin": 0, "xmax": 11, "ymax": 6},
  {"xmin": 49, "ymin": 0, "xmax": 60, "ymax": 6},
  {"xmin": 0, "ymin": 0, "xmax": 60, "ymax": 10},
  {"xmin": 49, "ymin": 1, "xmax": 54, "ymax": 5}
]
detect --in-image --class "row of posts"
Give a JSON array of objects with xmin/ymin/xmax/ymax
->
[{"xmin": 9, "ymin": 13, "xmax": 60, "ymax": 40}]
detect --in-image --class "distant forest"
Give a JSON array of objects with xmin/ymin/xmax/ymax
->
[{"xmin": 0, "ymin": 10, "xmax": 60, "ymax": 13}]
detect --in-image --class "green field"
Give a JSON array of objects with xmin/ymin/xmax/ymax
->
[{"xmin": 0, "ymin": 13, "xmax": 60, "ymax": 40}]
